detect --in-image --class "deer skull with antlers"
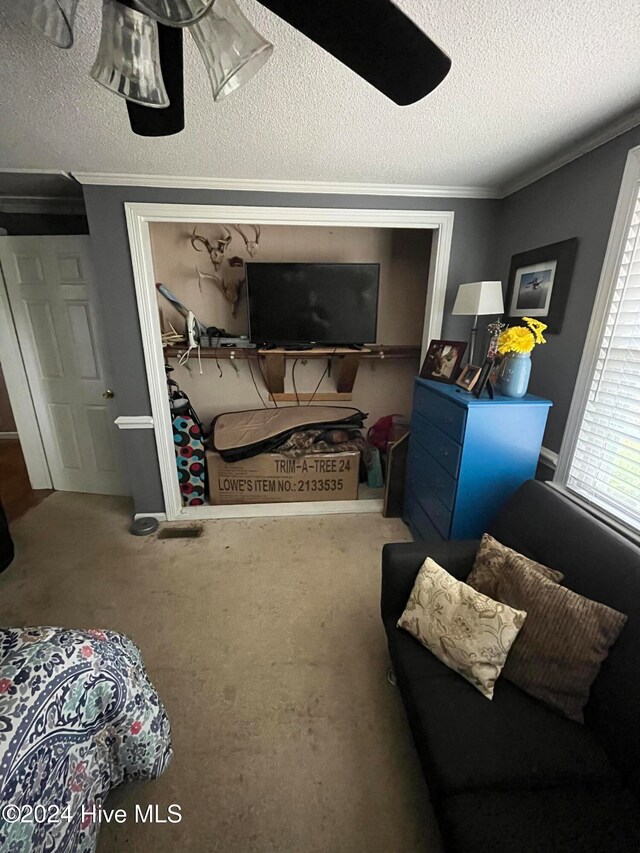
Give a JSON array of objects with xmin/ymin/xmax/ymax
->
[
  {"xmin": 191, "ymin": 225, "xmax": 243, "ymax": 315},
  {"xmin": 190, "ymin": 225, "xmax": 232, "ymax": 269},
  {"xmin": 234, "ymin": 224, "xmax": 261, "ymax": 257},
  {"xmin": 196, "ymin": 268, "xmax": 244, "ymax": 317}
]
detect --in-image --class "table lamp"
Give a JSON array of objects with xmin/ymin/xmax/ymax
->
[{"xmin": 452, "ymin": 281, "xmax": 504, "ymax": 363}]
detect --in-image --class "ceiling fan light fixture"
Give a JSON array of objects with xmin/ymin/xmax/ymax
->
[
  {"xmin": 189, "ymin": 0, "xmax": 273, "ymax": 102},
  {"xmin": 133, "ymin": 0, "xmax": 215, "ymax": 27},
  {"xmin": 90, "ymin": 0, "xmax": 170, "ymax": 108},
  {"xmin": 20, "ymin": 0, "xmax": 79, "ymax": 49}
]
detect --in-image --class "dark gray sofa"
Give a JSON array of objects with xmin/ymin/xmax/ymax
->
[{"xmin": 381, "ymin": 480, "xmax": 640, "ymax": 852}]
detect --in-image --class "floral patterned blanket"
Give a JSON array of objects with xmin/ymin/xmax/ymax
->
[{"xmin": 0, "ymin": 628, "xmax": 172, "ymax": 853}]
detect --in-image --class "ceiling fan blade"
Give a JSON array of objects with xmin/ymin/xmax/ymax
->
[
  {"xmin": 255, "ymin": 0, "xmax": 451, "ymax": 105},
  {"xmin": 126, "ymin": 20, "xmax": 185, "ymax": 136}
]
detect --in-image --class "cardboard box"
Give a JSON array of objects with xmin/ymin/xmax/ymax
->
[{"xmin": 206, "ymin": 450, "xmax": 360, "ymax": 505}]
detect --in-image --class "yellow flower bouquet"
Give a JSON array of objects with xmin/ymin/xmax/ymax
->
[{"xmin": 498, "ymin": 317, "xmax": 547, "ymax": 355}]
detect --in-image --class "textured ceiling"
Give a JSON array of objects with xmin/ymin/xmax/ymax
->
[{"xmin": 0, "ymin": 0, "xmax": 639, "ymax": 191}]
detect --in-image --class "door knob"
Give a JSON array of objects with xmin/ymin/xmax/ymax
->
[{"xmin": 102, "ymin": 389, "xmax": 115, "ymax": 399}]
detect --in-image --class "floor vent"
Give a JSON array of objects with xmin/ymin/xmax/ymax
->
[{"xmin": 157, "ymin": 525, "xmax": 204, "ymax": 540}]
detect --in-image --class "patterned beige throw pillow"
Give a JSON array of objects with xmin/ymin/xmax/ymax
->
[
  {"xmin": 397, "ymin": 558, "xmax": 527, "ymax": 699},
  {"xmin": 467, "ymin": 533, "xmax": 564, "ymax": 601}
]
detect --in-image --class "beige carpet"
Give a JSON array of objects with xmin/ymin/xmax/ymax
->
[{"xmin": 1, "ymin": 493, "xmax": 443, "ymax": 853}]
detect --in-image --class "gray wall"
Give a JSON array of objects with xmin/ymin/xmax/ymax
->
[
  {"xmin": 82, "ymin": 121, "xmax": 640, "ymax": 512},
  {"xmin": 497, "ymin": 124, "xmax": 640, "ymax": 452},
  {"xmin": 83, "ymin": 185, "xmax": 501, "ymax": 513}
]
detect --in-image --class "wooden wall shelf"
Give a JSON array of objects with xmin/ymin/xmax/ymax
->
[
  {"xmin": 163, "ymin": 344, "xmax": 421, "ymax": 360},
  {"xmin": 163, "ymin": 344, "xmax": 421, "ymax": 402}
]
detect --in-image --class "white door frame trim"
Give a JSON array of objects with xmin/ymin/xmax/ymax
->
[
  {"xmin": 0, "ymin": 253, "xmax": 52, "ymax": 489},
  {"xmin": 125, "ymin": 202, "xmax": 455, "ymax": 521}
]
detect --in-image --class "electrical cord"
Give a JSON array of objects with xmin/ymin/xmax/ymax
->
[
  {"xmin": 307, "ymin": 347, "xmax": 337, "ymax": 405},
  {"xmin": 292, "ymin": 358, "xmax": 300, "ymax": 405},
  {"xmin": 247, "ymin": 357, "xmax": 268, "ymax": 408},
  {"xmin": 256, "ymin": 355, "xmax": 279, "ymax": 407},
  {"xmin": 214, "ymin": 332, "xmax": 222, "ymax": 378}
]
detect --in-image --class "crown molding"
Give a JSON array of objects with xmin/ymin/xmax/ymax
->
[
  {"xmin": 0, "ymin": 168, "xmax": 75, "ymax": 179},
  {"xmin": 72, "ymin": 172, "xmax": 500, "ymax": 199},
  {"xmin": 0, "ymin": 195, "xmax": 86, "ymax": 215},
  {"xmin": 498, "ymin": 109, "xmax": 640, "ymax": 198}
]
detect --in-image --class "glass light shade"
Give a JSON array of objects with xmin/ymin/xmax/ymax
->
[
  {"xmin": 133, "ymin": 0, "xmax": 214, "ymax": 27},
  {"xmin": 20, "ymin": 0, "xmax": 79, "ymax": 49},
  {"xmin": 189, "ymin": 0, "xmax": 273, "ymax": 101},
  {"xmin": 90, "ymin": 0, "xmax": 169, "ymax": 108}
]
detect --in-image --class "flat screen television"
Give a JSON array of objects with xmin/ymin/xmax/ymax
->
[{"xmin": 246, "ymin": 262, "xmax": 379, "ymax": 346}]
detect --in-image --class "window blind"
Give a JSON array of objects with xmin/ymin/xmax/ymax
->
[{"xmin": 566, "ymin": 181, "xmax": 640, "ymax": 531}]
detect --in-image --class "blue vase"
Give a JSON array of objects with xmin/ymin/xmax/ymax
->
[{"xmin": 499, "ymin": 352, "xmax": 531, "ymax": 398}]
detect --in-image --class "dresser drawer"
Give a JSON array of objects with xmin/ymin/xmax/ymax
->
[
  {"xmin": 407, "ymin": 440, "xmax": 457, "ymax": 511},
  {"xmin": 411, "ymin": 412, "xmax": 462, "ymax": 479},
  {"xmin": 414, "ymin": 383, "xmax": 466, "ymax": 443},
  {"xmin": 411, "ymin": 478, "xmax": 452, "ymax": 539},
  {"xmin": 404, "ymin": 486, "xmax": 444, "ymax": 541}
]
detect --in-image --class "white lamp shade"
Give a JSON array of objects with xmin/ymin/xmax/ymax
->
[{"xmin": 452, "ymin": 281, "xmax": 504, "ymax": 316}]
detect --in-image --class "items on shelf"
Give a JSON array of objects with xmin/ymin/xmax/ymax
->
[
  {"xmin": 166, "ymin": 366, "xmax": 207, "ymax": 507},
  {"xmin": 156, "ymin": 282, "xmax": 208, "ymax": 336}
]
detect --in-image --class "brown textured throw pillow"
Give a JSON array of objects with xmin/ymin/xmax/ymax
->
[
  {"xmin": 466, "ymin": 533, "xmax": 564, "ymax": 600},
  {"xmin": 468, "ymin": 552, "xmax": 627, "ymax": 722}
]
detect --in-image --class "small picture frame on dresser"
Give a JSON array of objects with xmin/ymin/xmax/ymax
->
[
  {"xmin": 420, "ymin": 340, "xmax": 467, "ymax": 384},
  {"xmin": 473, "ymin": 358, "xmax": 495, "ymax": 398},
  {"xmin": 455, "ymin": 363, "xmax": 482, "ymax": 392}
]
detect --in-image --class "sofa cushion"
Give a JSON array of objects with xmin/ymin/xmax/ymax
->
[
  {"xmin": 399, "ymin": 670, "xmax": 617, "ymax": 798},
  {"xmin": 438, "ymin": 784, "xmax": 640, "ymax": 853},
  {"xmin": 381, "ymin": 540, "xmax": 479, "ymax": 622},
  {"xmin": 469, "ymin": 552, "xmax": 627, "ymax": 723},
  {"xmin": 385, "ymin": 616, "xmax": 467, "ymax": 683},
  {"xmin": 487, "ymin": 480, "xmax": 640, "ymax": 791},
  {"xmin": 468, "ymin": 533, "xmax": 564, "ymax": 599},
  {"xmin": 397, "ymin": 558, "xmax": 526, "ymax": 699}
]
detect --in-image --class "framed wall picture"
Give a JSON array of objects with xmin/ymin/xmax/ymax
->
[
  {"xmin": 420, "ymin": 340, "xmax": 467, "ymax": 384},
  {"xmin": 455, "ymin": 363, "xmax": 482, "ymax": 391},
  {"xmin": 505, "ymin": 238, "xmax": 578, "ymax": 333}
]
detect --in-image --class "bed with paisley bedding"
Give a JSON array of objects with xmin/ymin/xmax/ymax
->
[{"xmin": 0, "ymin": 627, "xmax": 172, "ymax": 853}]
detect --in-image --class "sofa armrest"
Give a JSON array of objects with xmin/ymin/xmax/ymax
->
[{"xmin": 381, "ymin": 539, "xmax": 480, "ymax": 621}]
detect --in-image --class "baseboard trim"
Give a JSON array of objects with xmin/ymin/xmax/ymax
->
[
  {"xmin": 539, "ymin": 446, "xmax": 559, "ymax": 469},
  {"xmin": 178, "ymin": 499, "xmax": 384, "ymax": 520}
]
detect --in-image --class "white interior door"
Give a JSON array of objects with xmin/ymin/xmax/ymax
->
[{"xmin": 0, "ymin": 236, "xmax": 127, "ymax": 495}]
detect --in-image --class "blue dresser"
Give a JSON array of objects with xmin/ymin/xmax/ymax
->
[{"xmin": 404, "ymin": 378, "xmax": 552, "ymax": 541}]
